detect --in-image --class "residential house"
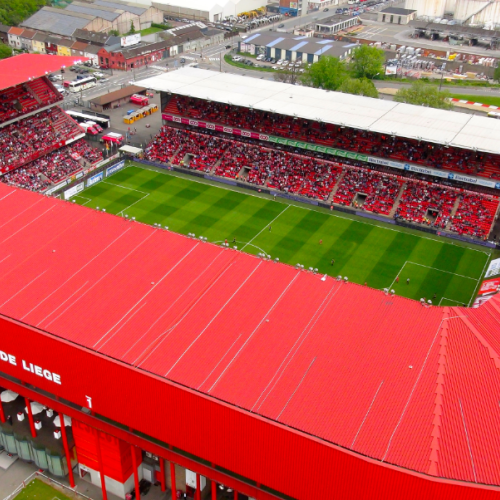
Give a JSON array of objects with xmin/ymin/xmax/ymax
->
[
  {"xmin": 0, "ymin": 24, "xmax": 11, "ymax": 45},
  {"xmin": 56, "ymin": 37, "xmax": 74, "ymax": 56},
  {"xmin": 19, "ymin": 29, "xmax": 36, "ymax": 52},
  {"xmin": 8, "ymin": 27, "xmax": 24, "ymax": 50},
  {"xmin": 84, "ymin": 44, "xmax": 101, "ymax": 66},
  {"xmin": 71, "ymin": 41, "xmax": 89, "ymax": 59},
  {"xmin": 32, "ymin": 33, "xmax": 47, "ymax": 54}
]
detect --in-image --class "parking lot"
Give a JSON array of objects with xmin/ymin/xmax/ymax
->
[{"xmin": 231, "ymin": 53, "xmax": 308, "ymax": 71}]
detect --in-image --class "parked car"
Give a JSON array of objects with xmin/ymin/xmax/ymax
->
[{"xmin": 93, "ymin": 72, "xmax": 104, "ymax": 78}]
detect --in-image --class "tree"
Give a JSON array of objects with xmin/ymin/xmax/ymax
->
[
  {"xmin": 394, "ymin": 81, "xmax": 453, "ymax": 110},
  {"xmin": 128, "ymin": 21, "xmax": 136, "ymax": 34},
  {"xmin": 338, "ymin": 77, "xmax": 379, "ymax": 98},
  {"xmin": 273, "ymin": 65, "xmax": 300, "ymax": 85},
  {"xmin": 0, "ymin": 0, "xmax": 49, "ymax": 26},
  {"xmin": 494, "ymin": 65, "xmax": 500, "ymax": 83},
  {"xmin": 0, "ymin": 42, "xmax": 12, "ymax": 59},
  {"xmin": 109, "ymin": 29, "xmax": 119, "ymax": 36},
  {"xmin": 300, "ymin": 55, "xmax": 347, "ymax": 91},
  {"xmin": 350, "ymin": 44, "xmax": 385, "ymax": 80}
]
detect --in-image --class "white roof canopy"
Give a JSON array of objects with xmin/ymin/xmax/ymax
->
[{"xmin": 137, "ymin": 68, "xmax": 500, "ymax": 155}]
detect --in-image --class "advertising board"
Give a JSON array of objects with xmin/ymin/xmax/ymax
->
[{"xmin": 63, "ymin": 182, "xmax": 84, "ymax": 200}]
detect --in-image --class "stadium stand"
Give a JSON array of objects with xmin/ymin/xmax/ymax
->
[
  {"xmin": 164, "ymin": 95, "xmax": 500, "ymax": 180},
  {"xmin": 0, "ymin": 78, "xmax": 62, "ymax": 124},
  {"xmin": 395, "ymin": 181, "xmax": 457, "ymax": 228},
  {"xmin": 145, "ymin": 125, "xmax": 500, "ymax": 239},
  {"xmin": 0, "ymin": 108, "xmax": 83, "ymax": 172},
  {"xmin": 1, "ymin": 140, "xmax": 103, "ymax": 189},
  {"xmin": 450, "ymin": 194, "xmax": 500, "ymax": 239},
  {"xmin": 333, "ymin": 168, "xmax": 402, "ymax": 215}
]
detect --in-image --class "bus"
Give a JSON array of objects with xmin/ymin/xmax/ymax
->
[
  {"xmin": 67, "ymin": 110, "xmax": 110, "ymax": 129},
  {"xmin": 68, "ymin": 76, "xmax": 97, "ymax": 93}
]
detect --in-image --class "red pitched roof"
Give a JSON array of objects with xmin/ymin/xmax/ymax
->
[
  {"xmin": 8, "ymin": 27, "xmax": 24, "ymax": 36},
  {"xmin": 0, "ymin": 182, "xmax": 499, "ymax": 487},
  {"xmin": 0, "ymin": 54, "xmax": 88, "ymax": 92}
]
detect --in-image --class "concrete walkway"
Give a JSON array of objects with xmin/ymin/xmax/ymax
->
[{"xmin": 0, "ymin": 458, "xmax": 172, "ymax": 500}]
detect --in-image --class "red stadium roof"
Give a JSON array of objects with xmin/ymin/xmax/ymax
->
[
  {"xmin": 0, "ymin": 54, "xmax": 87, "ymax": 92},
  {"xmin": 0, "ymin": 183, "xmax": 499, "ymax": 487}
]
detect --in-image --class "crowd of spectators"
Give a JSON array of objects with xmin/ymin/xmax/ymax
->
[
  {"xmin": 333, "ymin": 169, "xmax": 402, "ymax": 215},
  {"xmin": 0, "ymin": 108, "xmax": 82, "ymax": 172},
  {"xmin": 144, "ymin": 125, "xmax": 499, "ymax": 239},
  {"xmin": 1, "ymin": 140, "xmax": 103, "ymax": 189},
  {"xmin": 395, "ymin": 181, "xmax": 457, "ymax": 228},
  {"xmin": 0, "ymin": 164, "xmax": 50, "ymax": 192},
  {"xmin": 450, "ymin": 194, "xmax": 499, "ymax": 239},
  {"xmin": 0, "ymin": 78, "xmax": 61, "ymax": 124},
  {"xmin": 165, "ymin": 95, "xmax": 500, "ymax": 180}
]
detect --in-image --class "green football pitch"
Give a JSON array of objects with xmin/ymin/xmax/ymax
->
[
  {"xmin": 13, "ymin": 478, "xmax": 72, "ymax": 500},
  {"xmin": 72, "ymin": 164, "xmax": 494, "ymax": 307}
]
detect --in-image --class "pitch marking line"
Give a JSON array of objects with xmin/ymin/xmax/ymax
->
[
  {"xmin": 118, "ymin": 193, "xmax": 150, "ymax": 216},
  {"xmin": 77, "ymin": 196, "xmax": 92, "ymax": 206},
  {"xmin": 101, "ymin": 180, "xmax": 148, "ymax": 195},
  {"xmin": 468, "ymin": 253, "xmax": 491, "ymax": 306},
  {"xmin": 407, "ymin": 261, "xmax": 479, "ymax": 281},
  {"xmin": 389, "ymin": 260, "xmax": 408, "ymax": 290},
  {"xmin": 241, "ymin": 205, "xmax": 290, "ymax": 251},
  {"xmin": 213, "ymin": 241, "xmax": 267, "ymax": 255},
  {"xmin": 439, "ymin": 297, "xmax": 464, "ymax": 306}
]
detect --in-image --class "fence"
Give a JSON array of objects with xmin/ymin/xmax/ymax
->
[{"xmin": 3, "ymin": 471, "xmax": 94, "ymax": 500}]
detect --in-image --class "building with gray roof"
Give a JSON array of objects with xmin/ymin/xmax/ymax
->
[
  {"xmin": 94, "ymin": 0, "xmax": 147, "ymax": 16},
  {"xmin": 239, "ymin": 32, "xmax": 357, "ymax": 64},
  {"xmin": 377, "ymin": 7, "xmax": 417, "ymax": 24},
  {"xmin": 66, "ymin": 3, "xmax": 121, "ymax": 22},
  {"xmin": 21, "ymin": 7, "xmax": 93, "ymax": 37}
]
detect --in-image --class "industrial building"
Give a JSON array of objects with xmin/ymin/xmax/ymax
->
[
  {"xmin": 240, "ymin": 31, "xmax": 358, "ymax": 62},
  {"xmin": 104, "ymin": 0, "xmax": 266, "ymax": 22},
  {"xmin": 21, "ymin": 1, "xmax": 163, "ymax": 36},
  {"xmin": 404, "ymin": 0, "xmax": 500, "ymax": 26},
  {"xmin": 377, "ymin": 6, "xmax": 417, "ymax": 24},
  {"xmin": 315, "ymin": 14, "xmax": 360, "ymax": 35}
]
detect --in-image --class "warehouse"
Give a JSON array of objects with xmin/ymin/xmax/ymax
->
[
  {"xmin": 239, "ymin": 31, "xmax": 356, "ymax": 62},
  {"xmin": 106, "ymin": 0, "xmax": 266, "ymax": 22},
  {"xmin": 21, "ymin": 1, "xmax": 162, "ymax": 36}
]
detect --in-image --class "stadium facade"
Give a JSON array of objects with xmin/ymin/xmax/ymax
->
[{"xmin": 0, "ymin": 180, "xmax": 500, "ymax": 500}]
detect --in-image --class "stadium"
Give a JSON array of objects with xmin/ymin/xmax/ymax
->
[{"xmin": 0, "ymin": 55, "xmax": 499, "ymax": 500}]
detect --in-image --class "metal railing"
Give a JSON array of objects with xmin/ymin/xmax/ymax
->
[{"xmin": 2, "ymin": 471, "xmax": 94, "ymax": 500}]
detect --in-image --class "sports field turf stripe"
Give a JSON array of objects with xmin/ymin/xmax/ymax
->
[{"xmin": 363, "ymin": 231, "xmax": 420, "ymax": 289}]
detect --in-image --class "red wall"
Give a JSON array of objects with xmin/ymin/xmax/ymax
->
[
  {"xmin": 0, "ymin": 315, "xmax": 499, "ymax": 500},
  {"xmin": 72, "ymin": 420, "xmax": 141, "ymax": 483},
  {"xmin": 98, "ymin": 48, "xmax": 165, "ymax": 70}
]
